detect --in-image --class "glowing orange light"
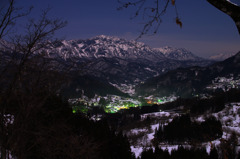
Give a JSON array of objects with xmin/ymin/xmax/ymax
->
[{"xmin": 147, "ymin": 101, "xmax": 152, "ymax": 104}]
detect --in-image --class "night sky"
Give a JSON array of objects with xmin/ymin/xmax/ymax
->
[{"xmin": 16, "ymin": 0, "xmax": 240, "ymax": 57}]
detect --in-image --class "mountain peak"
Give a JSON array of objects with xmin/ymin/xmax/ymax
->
[
  {"xmin": 154, "ymin": 46, "xmax": 201, "ymax": 61},
  {"xmin": 153, "ymin": 46, "xmax": 175, "ymax": 54},
  {"xmin": 42, "ymin": 35, "xmax": 205, "ymax": 62},
  {"xmin": 92, "ymin": 35, "xmax": 146, "ymax": 47},
  {"xmin": 209, "ymin": 52, "xmax": 237, "ymax": 61},
  {"xmin": 93, "ymin": 35, "xmax": 121, "ymax": 41}
]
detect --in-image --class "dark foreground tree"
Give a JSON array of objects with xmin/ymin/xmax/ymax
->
[
  {"xmin": 0, "ymin": 3, "xmax": 67, "ymax": 158},
  {"xmin": 154, "ymin": 115, "xmax": 222, "ymax": 143},
  {"xmin": 118, "ymin": 0, "xmax": 240, "ymax": 37},
  {"xmin": 0, "ymin": 2, "xmax": 135, "ymax": 159},
  {"xmin": 0, "ymin": 0, "xmax": 32, "ymax": 39},
  {"xmin": 219, "ymin": 133, "xmax": 238, "ymax": 159},
  {"xmin": 140, "ymin": 146, "xmax": 209, "ymax": 159}
]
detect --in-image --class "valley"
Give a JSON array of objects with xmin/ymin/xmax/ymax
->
[
  {"xmin": 1, "ymin": 35, "xmax": 240, "ymax": 159},
  {"xmin": 1, "ymin": 0, "xmax": 240, "ymax": 158},
  {"xmin": 61, "ymin": 39, "xmax": 240, "ymax": 158}
]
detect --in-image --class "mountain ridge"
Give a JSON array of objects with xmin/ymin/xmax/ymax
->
[
  {"xmin": 136, "ymin": 51, "xmax": 240, "ymax": 97},
  {"xmin": 0, "ymin": 35, "xmax": 213, "ymax": 86},
  {"xmin": 153, "ymin": 46, "xmax": 204, "ymax": 61},
  {"xmin": 46, "ymin": 35, "xmax": 206, "ymax": 62},
  {"xmin": 209, "ymin": 52, "xmax": 237, "ymax": 61}
]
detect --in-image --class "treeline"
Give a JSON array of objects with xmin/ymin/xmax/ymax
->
[
  {"xmin": 189, "ymin": 89, "xmax": 240, "ymax": 115},
  {"xmin": 1, "ymin": 94, "xmax": 135, "ymax": 159},
  {"xmin": 140, "ymin": 146, "xmax": 217, "ymax": 159},
  {"xmin": 150, "ymin": 88, "xmax": 240, "ymax": 115},
  {"xmin": 141, "ymin": 132, "xmax": 240, "ymax": 159},
  {"xmin": 154, "ymin": 115, "xmax": 222, "ymax": 143},
  {"xmin": 189, "ymin": 96, "xmax": 225, "ymax": 115}
]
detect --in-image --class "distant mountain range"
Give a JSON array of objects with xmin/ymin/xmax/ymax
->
[
  {"xmin": 136, "ymin": 51, "xmax": 240, "ymax": 98},
  {"xmin": 0, "ymin": 35, "xmax": 216, "ymax": 97},
  {"xmin": 46, "ymin": 35, "xmax": 206, "ymax": 62},
  {"xmin": 209, "ymin": 53, "xmax": 237, "ymax": 61},
  {"xmin": 153, "ymin": 46, "xmax": 203, "ymax": 61},
  {"xmin": 42, "ymin": 35, "xmax": 212, "ymax": 85}
]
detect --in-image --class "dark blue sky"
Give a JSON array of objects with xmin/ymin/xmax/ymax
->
[{"xmin": 17, "ymin": 0, "xmax": 240, "ymax": 57}]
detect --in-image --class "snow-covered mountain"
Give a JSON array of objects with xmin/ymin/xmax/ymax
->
[
  {"xmin": 136, "ymin": 51, "xmax": 240, "ymax": 97},
  {"xmin": 1, "ymin": 35, "xmax": 212, "ymax": 85},
  {"xmin": 1, "ymin": 35, "xmax": 206, "ymax": 63},
  {"xmin": 46, "ymin": 35, "xmax": 204, "ymax": 62},
  {"xmin": 154, "ymin": 46, "xmax": 203, "ymax": 61},
  {"xmin": 46, "ymin": 35, "xmax": 165, "ymax": 62},
  {"xmin": 209, "ymin": 53, "xmax": 237, "ymax": 61},
  {"xmin": 42, "ymin": 35, "xmax": 212, "ymax": 84}
]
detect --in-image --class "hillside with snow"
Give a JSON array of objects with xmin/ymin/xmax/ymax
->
[
  {"xmin": 40, "ymin": 35, "xmax": 212, "ymax": 85},
  {"xmin": 209, "ymin": 53, "xmax": 237, "ymax": 61},
  {"xmin": 126, "ymin": 103, "xmax": 240, "ymax": 158},
  {"xmin": 154, "ymin": 46, "xmax": 203, "ymax": 61},
  {"xmin": 43, "ymin": 35, "xmax": 208, "ymax": 63}
]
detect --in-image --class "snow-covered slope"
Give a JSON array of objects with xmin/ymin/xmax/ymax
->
[
  {"xmin": 209, "ymin": 53, "xmax": 236, "ymax": 61},
  {"xmin": 136, "ymin": 51, "xmax": 240, "ymax": 97},
  {"xmin": 47, "ymin": 35, "xmax": 166, "ymax": 62},
  {"xmin": 154, "ymin": 46, "xmax": 203, "ymax": 61},
  {"xmin": 129, "ymin": 103, "xmax": 240, "ymax": 158},
  {"xmin": 1, "ymin": 35, "xmax": 212, "ymax": 85},
  {"xmin": 46, "ymin": 36, "xmax": 205, "ymax": 62},
  {"xmin": 1, "ymin": 35, "xmax": 209, "ymax": 64}
]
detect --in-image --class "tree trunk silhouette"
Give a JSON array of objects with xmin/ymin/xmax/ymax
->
[{"xmin": 207, "ymin": 0, "xmax": 240, "ymax": 34}]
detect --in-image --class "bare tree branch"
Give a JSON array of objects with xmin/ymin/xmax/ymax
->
[
  {"xmin": 118, "ymin": 0, "xmax": 181, "ymax": 39},
  {"xmin": 6, "ymin": 8, "xmax": 67, "ymax": 92},
  {"xmin": 0, "ymin": 0, "xmax": 32, "ymax": 39},
  {"xmin": 0, "ymin": 6, "xmax": 67, "ymax": 159},
  {"xmin": 119, "ymin": 0, "xmax": 240, "ymax": 37}
]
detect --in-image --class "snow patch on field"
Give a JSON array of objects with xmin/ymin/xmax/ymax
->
[
  {"xmin": 141, "ymin": 111, "xmax": 172, "ymax": 119},
  {"xmin": 131, "ymin": 128, "xmax": 148, "ymax": 134},
  {"xmin": 196, "ymin": 103, "xmax": 240, "ymax": 154},
  {"xmin": 127, "ymin": 111, "xmax": 179, "ymax": 157},
  {"xmin": 147, "ymin": 124, "xmax": 159, "ymax": 141},
  {"xmin": 131, "ymin": 146, "xmax": 143, "ymax": 158},
  {"xmin": 213, "ymin": 103, "xmax": 240, "ymax": 136}
]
